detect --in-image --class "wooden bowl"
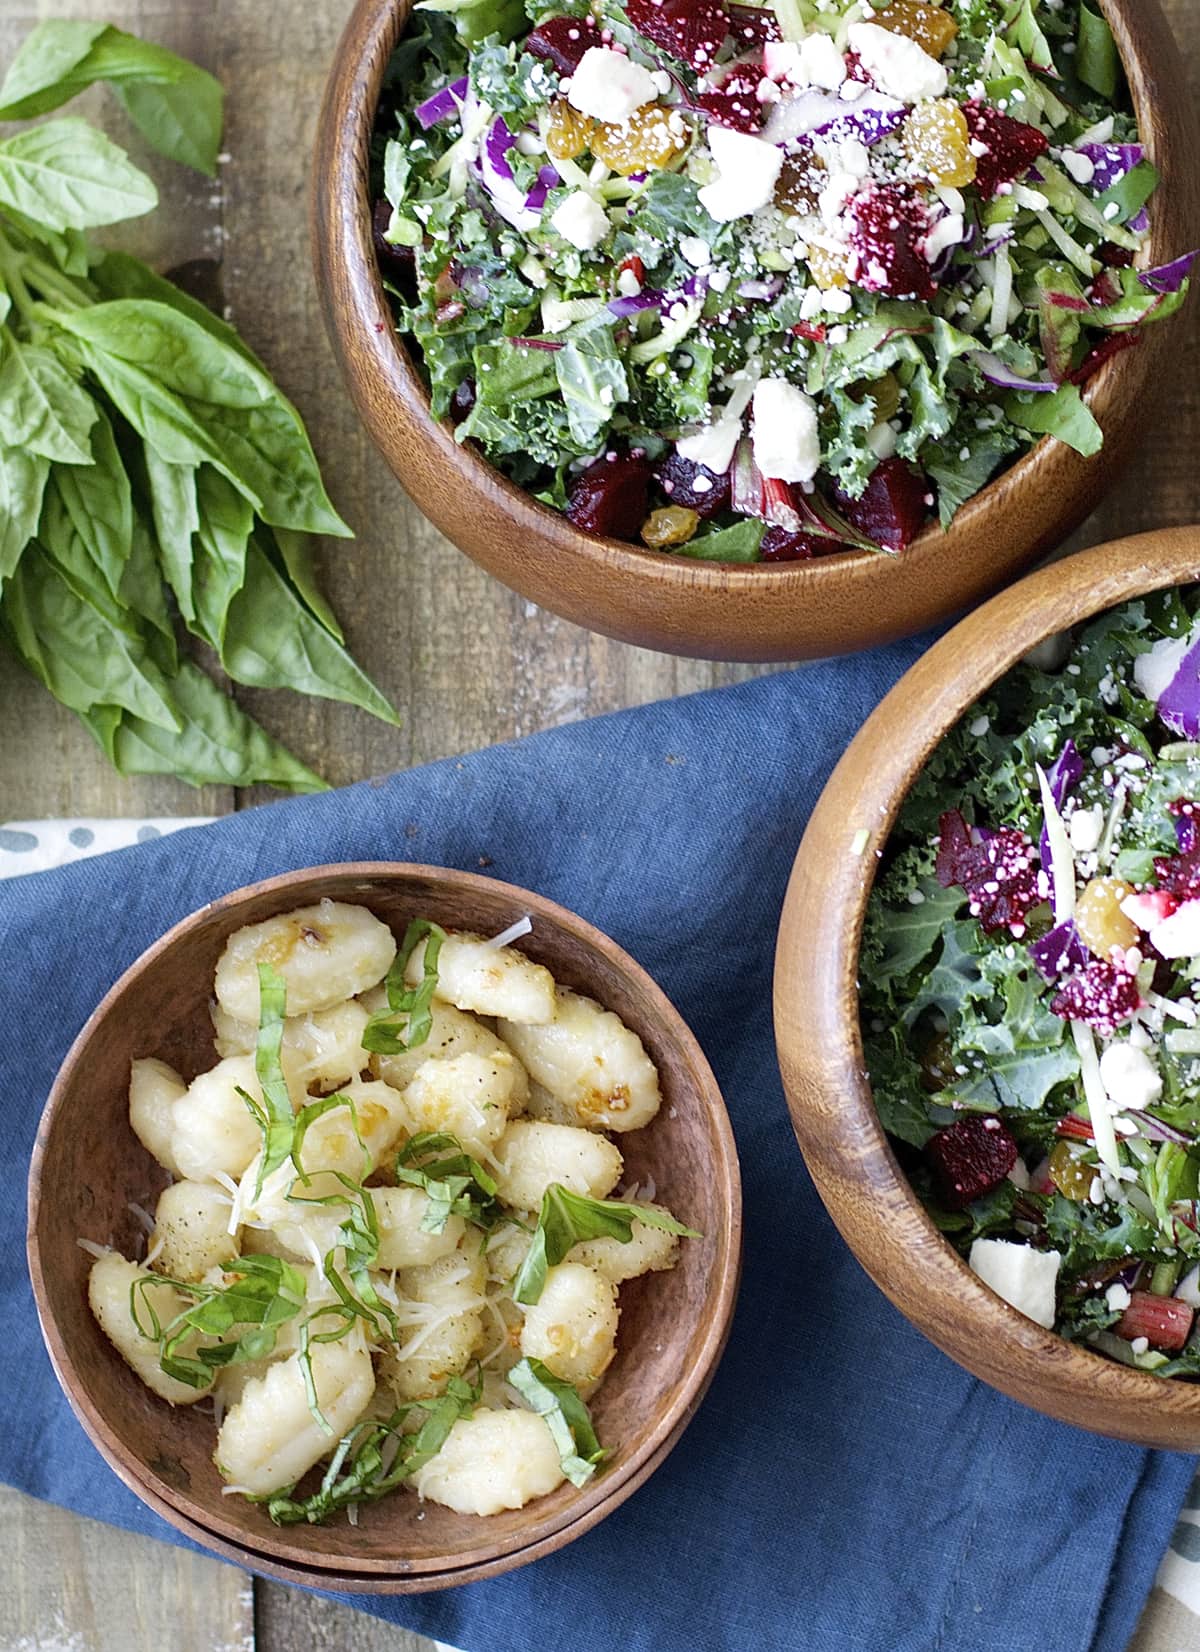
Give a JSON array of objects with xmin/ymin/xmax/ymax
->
[
  {"xmin": 312, "ymin": 0, "xmax": 1198, "ymax": 664},
  {"xmin": 28, "ymin": 864, "xmax": 740, "ymax": 1588},
  {"xmin": 774, "ymin": 524, "xmax": 1200, "ymax": 1450}
]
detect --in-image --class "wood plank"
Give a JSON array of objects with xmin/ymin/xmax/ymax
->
[
  {"xmin": 0, "ymin": 1483, "xmax": 254, "ymax": 1652},
  {"xmin": 255, "ymin": 1582, "xmax": 438, "ymax": 1652}
]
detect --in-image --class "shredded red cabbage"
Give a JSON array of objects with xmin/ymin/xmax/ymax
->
[
  {"xmin": 1155, "ymin": 634, "xmax": 1200, "ymax": 738},
  {"xmin": 1139, "ymin": 249, "xmax": 1200, "ymax": 296},
  {"xmin": 973, "ymin": 351, "xmax": 1057, "ymax": 393},
  {"xmin": 415, "ymin": 76, "xmax": 469, "ymax": 130}
]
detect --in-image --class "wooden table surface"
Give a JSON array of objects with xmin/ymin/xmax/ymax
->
[{"xmin": 2, "ymin": 0, "xmax": 1198, "ymax": 1646}]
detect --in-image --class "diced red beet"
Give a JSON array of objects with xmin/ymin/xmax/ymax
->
[
  {"xmin": 1154, "ymin": 846, "xmax": 1200, "ymax": 902},
  {"xmin": 525, "ymin": 14, "xmax": 597, "ymax": 74},
  {"xmin": 927, "ymin": 1116, "xmax": 1019, "ymax": 1210},
  {"xmin": 697, "ymin": 81, "xmax": 763, "ymax": 133},
  {"xmin": 566, "ymin": 452, "xmax": 653, "ymax": 541},
  {"xmin": 962, "ymin": 101, "xmax": 1050, "ymax": 200},
  {"xmin": 1050, "ymin": 959, "xmax": 1141, "ymax": 1037},
  {"xmin": 1121, "ymin": 889, "xmax": 1177, "ymax": 931},
  {"xmin": 833, "ymin": 458, "xmax": 930, "ymax": 552},
  {"xmin": 1099, "ymin": 242, "xmax": 1136, "ymax": 269},
  {"xmin": 759, "ymin": 526, "xmax": 832, "ymax": 561},
  {"xmin": 626, "ymin": 0, "xmax": 730, "ymax": 71},
  {"xmin": 1116, "ymin": 1291, "xmax": 1194, "ymax": 1353},
  {"xmin": 842, "ymin": 48, "xmax": 872, "ymax": 85},
  {"xmin": 654, "ymin": 451, "xmax": 731, "ymax": 518},
  {"xmin": 846, "ymin": 182, "xmax": 937, "ymax": 302},
  {"xmin": 935, "ymin": 807, "xmax": 1045, "ymax": 935}
]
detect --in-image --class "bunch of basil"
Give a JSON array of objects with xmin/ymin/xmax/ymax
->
[{"xmin": 0, "ymin": 21, "xmax": 396, "ymax": 792}]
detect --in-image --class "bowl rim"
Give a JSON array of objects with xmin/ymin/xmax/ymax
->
[
  {"xmin": 773, "ymin": 525, "xmax": 1200, "ymax": 1448},
  {"xmin": 311, "ymin": 0, "xmax": 1193, "ymax": 619},
  {"xmin": 27, "ymin": 861, "xmax": 742, "ymax": 1578}
]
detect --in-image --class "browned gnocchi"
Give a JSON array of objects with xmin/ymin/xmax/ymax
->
[{"xmin": 84, "ymin": 903, "xmax": 695, "ymax": 1527}]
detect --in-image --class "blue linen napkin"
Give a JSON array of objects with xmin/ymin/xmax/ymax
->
[{"xmin": 2, "ymin": 648, "xmax": 1193, "ymax": 1652}]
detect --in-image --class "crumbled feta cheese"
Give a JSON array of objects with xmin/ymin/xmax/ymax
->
[
  {"xmin": 676, "ymin": 416, "xmax": 743, "ymax": 475},
  {"xmin": 1176, "ymin": 1265, "xmax": 1200, "ymax": 1310},
  {"xmin": 969, "ymin": 714, "xmax": 990, "ymax": 737},
  {"xmin": 616, "ymin": 267, "xmax": 642, "ymax": 297},
  {"xmin": 924, "ymin": 211, "xmax": 965, "ymax": 264},
  {"xmin": 1062, "ymin": 149, "xmax": 1096, "ymax": 186},
  {"xmin": 845, "ymin": 21, "xmax": 948, "ymax": 103},
  {"xmin": 1133, "ymin": 629, "xmax": 1195, "ymax": 702},
  {"xmin": 751, "ymin": 378, "xmax": 820, "ymax": 485},
  {"xmin": 697, "ymin": 126, "xmax": 783, "ymax": 223},
  {"xmin": 1068, "ymin": 804, "xmax": 1104, "ymax": 853},
  {"xmin": 567, "ymin": 47, "xmax": 658, "ymax": 125},
  {"xmin": 766, "ymin": 31, "xmax": 848, "ymax": 91},
  {"xmin": 969, "ymin": 1239, "xmax": 1061, "ymax": 1329},
  {"xmin": 1150, "ymin": 899, "xmax": 1200, "ymax": 961},
  {"xmin": 680, "ymin": 235, "xmax": 712, "ymax": 268},
  {"xmin": 1105, "ymin": 1282, "xmax": 1132, "ymax": 1312},
  {"xmin": 1130, "ymin": 1336, "xmax": 1150, "ymax": 1356},
  {"xmin": 1099, "ymin": 1041, "xmax": 1163, "ymax": 1112},
  {"xmin": 549, "ymin": 191, "xmax": 610, "ymax": 251}
]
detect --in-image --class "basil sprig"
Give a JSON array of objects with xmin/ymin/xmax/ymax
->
[
  {"xmin": 361, "ymin": 919, "xmax": 447, "ymax": 1055},
  {"xmin": 508, "ymin": 1357, "xmax": 608, "ymax": 1487},
  {"xmin": 0, "ymin": 20, "xmax": 396, "ymax": 792},
  {"xmin": 512, "ymin": 1185, "xmax": 700, "ymax": 1306},
  {"xmin": 395, "ymin": 1130, "xmax": 504, "ymax": 1234},
  {"xmin": 265, "ymin": 1370, "xmax": 482, "ymax": 1525},
  {"xmin": 130, "ymin": 1254, "xmax": 307, "ymax": 1389}
]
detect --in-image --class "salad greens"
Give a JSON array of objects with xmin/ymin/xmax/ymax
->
[
  {"xmin": 862, "ymin": 585, "xmax": 1200, "ymax": 1374},
  {"xmin": 0, "ymin": 20, "xmax": 396, "ymax": 792},
  {"xmin": 373, "ymin": 0, "xmax": 1192, "ymax": 562}
]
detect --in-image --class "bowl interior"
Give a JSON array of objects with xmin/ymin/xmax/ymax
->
[
  {"xmin": 311, "ymin": 0, "xmax": 1200, "ymax": 661},
  {"xmin": 30, "ymin": 864, "xmax": 740, "ymax": 1573},
  {"xmin": 775, "ymin": 526, "xmax": 1200, "ymax": 1449}
]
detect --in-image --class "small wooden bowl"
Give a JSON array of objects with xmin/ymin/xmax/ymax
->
[
  {"xmin": 774, "ymin": 525, "xmax": 1200, "ymax": 1450},
  {"xmin": 312, "ymin": 0, "xmax": 1197, "ymax": 664},
  {"xmin": 28, "ymin": 864, "xmax": 740, "ymax": 1589}
]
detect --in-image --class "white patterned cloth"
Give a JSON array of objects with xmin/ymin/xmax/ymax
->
[{"xmin": 3, "ymin": 819, "xmax": 1199, "ymax": 1635}]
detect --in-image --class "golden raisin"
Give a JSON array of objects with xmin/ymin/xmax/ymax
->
[
  {"xmin": 546, "ymin": 98, "xmax": 595, "ymax": 161},
  {"xmin": 590, "ymin": 103, "xmax": 687, "ymax": 176},
  {"xmin": 805, "ymin": 243, "xmax": 850, "ymax": 290},
  {"xmin": 901, "ymin": 99, "xmax": 977, "ymax": 188},
  {"xmin": 1049, "ymin": 1139, "xmax": 1096, "ymax": 1202},
  {"xmin": 641, "ymin": 506, "xmax": 700, "ymax": 548},
  {"xmin": 774, "ymin": 152, "xmax": 827, "ymax": 218},
  {"xmin": 873, "ymin": 0, "xmax": 958, "ymax": 57},
  {"xmin": 1075, "ymin": 877, "xmax": 1138, "ymax": 959}
]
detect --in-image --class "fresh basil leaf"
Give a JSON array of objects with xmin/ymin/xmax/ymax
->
[
  {"xmin": 0, "ymin": 21, "xmax": 107, "ymax": 115},
  {"xmin": 53, "ymin": 300, "xmax": 351, "ymax": 536},
  {"xmin": 142, "ymin": 447, "xmax": 199, "ymax": 622},
  {"xmin": 190, "ymin": 464, "xmax": 252, "ymax": 650},
  {"xmin": 0, "ymin": 23, "xmax": 224, "ymax": 175},
  {"xmin": 395, "ymin": 1131, "xmax": 502, "ymax": 1232},
  {"xmin": 242, "ymin": 962, "xmax": 297, "ymax": 1193},
  {"xmin": 218, "ymin": 537, "xmax": 398, "ymax": 722},
  {"xmin": 0, "ymin": 444, "xmax": 49, "ymax": 587},
  {"xmin": 1, "ymin": 543, "xmax": 180, "ymax": 729},
  {"xmin": 1097, "ymin": 160, "xmax": 1159, "ymax": 227},
  {"xmin": 80, "ymin": 660, "xmax": 327, "ymax": 792},
  {"xmin": 1004, "ymin": 384, "xmax": 1103, "ymax": 458},
  {"xmin": 513, "ymin": 1184, "xmax": 699, "ymax": 1305},
  {"xmin": 508, "ymin": 1357, "xmax": 607, "ymax": 1487},
  {"xmin": 0, "ymin": 118, "xmax": 156, "ymax": 230},
  {"xmin": 363, "ymin": 919, "xmax": 447, "ymax": 1052},
  {"xmin": 49, "ymin": 408, "xmax": 132, "ymax": 602},
  {"xmin": 117, "ymin": 518, "xmax": 175, "ymax": 651},
  {"xmin": 89, "ymin": 249, "xmax": 258, "ymax": 364},
  {"xmin": 271, "ymin": 526, "xmax": 344, "ymax": 641},
  {"xmin": 0, "ymin": 333, "xmax": 97, "ymax": 463}
]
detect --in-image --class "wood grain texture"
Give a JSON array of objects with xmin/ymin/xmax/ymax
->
[
  {"xmin": 28, "ymin": 865, "xmax": 739, "ymax": 1588},
  {"xmin": 312, "ymin": 0, "xmax": 1199, "ymax": 664},
  {"xmin": 1, "ymin": 0, "xmax": 1198, "ymax": 1644},
  {"xmin": 774, "ymin": 528, "xmax": 1200, "ymax": 1450},
  {"xmin": 0, "ymin": 1482, "xmax": 253, "ymax": 1652}
]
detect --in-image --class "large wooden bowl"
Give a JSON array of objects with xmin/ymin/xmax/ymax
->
[
  {"xmin": 774, "ymin": 525, "xmax": 1200, "ymax": 1449},
  {"xmin": 28, "ymin": 864, "xmax": 740, "ymax": 1589},
  {"xmin": 312, "ymin": 0, "xmax": 1198, "ymax": 663}
]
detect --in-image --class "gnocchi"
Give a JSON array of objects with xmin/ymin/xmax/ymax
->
[{"xmin": 88, "ymin": 901, "xmax": 693, "ymax": 1526}]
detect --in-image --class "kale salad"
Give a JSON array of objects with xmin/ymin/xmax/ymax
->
[
  {"xmin": 862, "ymin": 589, "xmax": 1200, "ymax": 1375},
  {"xmin": 371, "ymin": 0, "xmax": 1192, "ymax": 562}
]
